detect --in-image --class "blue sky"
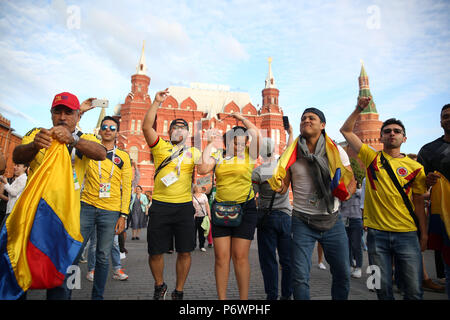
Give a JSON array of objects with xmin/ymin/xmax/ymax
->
[{"xmin": 0, "ymin": 0, "xmax": 449, "ymax": 154}]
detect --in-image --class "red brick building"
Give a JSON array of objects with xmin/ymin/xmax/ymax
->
[
  {"xmin": 0, "ymin": 114, "xmax": 22, "ymax": 177},
  {"xmin": 113, "ymin": 44, "xmax": 287, "ymax": 192}
]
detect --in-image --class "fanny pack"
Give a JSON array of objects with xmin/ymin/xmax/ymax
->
[
  {"xmin": 292, "ymin": 209, "xmax": 339, "ymax": 232},
  {"xmin": 212, "ymin": 187, "xmax": 252, "ymax": 228}
]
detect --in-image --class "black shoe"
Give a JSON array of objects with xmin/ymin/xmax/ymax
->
[
  {"xmin": 153, "ymin": 283, "xmax": 168, "ymax": 300},
  {"xmin": 171, "ymin": 289, "xmax": 184, "ymax": 300},
  {"xmin": 136, "ymin": 236, "xmax": 140, "ymax": 240}
]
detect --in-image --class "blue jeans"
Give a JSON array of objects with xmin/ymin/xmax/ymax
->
[
  {"xmin": 291, "ymin": 214, "xmax": 350, "ymax": 300},
  {"xmin": 445, "ymin": 260, "xmax": 450, "ymax": 300},
  {"xmin": 344, "ymin": 217, "xmax": 363, "ymax": 268},
  {"xmin": 88, "ymin": 233, "xmax": 121, "ymax": 271},
  {"xmin": 367, "ymin": 228, "xmax": 423, "ymax": 300},
  {"xmin": 257, "ymin": 211, "xmax": 293, "ymax": 300},
  {"xmin": 74, "ymin": 202, "xmax": 119, "ymax": 300}
]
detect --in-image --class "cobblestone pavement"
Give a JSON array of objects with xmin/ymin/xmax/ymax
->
[{"xmin": 26, "ymin": 228, "xmax": 447, "ymax": 301}]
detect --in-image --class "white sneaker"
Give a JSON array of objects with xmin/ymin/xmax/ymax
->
[
  {"xmin": 318, "ymin": 262, "xmax": 327, "ymax": 270},
  {"xmin": 200, "ymin": 248, "xmax": 206, "ymax": 252},
  {"xmin": 351, "ymin": 268, "xmax": 362, "ymax": 278},
  {"xmin": 86, "ymin": 270, "xmax": 94, "ymax": 282},
  {"xmin": 112, "ymin": 268, "xmax": 128, "ymax": 281}
]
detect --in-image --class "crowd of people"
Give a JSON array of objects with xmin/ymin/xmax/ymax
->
[{"xmin": 0, "ymin": 88, "xmax": 448, "ymax": 301}]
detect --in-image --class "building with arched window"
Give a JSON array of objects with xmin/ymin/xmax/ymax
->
[{"xmin": 112, "ymin": 44, "xmax": 287, "ymax": 191}]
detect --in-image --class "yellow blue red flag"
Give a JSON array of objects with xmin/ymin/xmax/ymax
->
[
  {"xmin": 0, "ymin": 141, "xmax": 83, "ymax": 299},
  {"xmin": 428, "ymin": 172, "xmax": 450, "ymax": 265},
  {"xmin": 267, "ymin": 133, "xmax": 353, "ymax": 201}
]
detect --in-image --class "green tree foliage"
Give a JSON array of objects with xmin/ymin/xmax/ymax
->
[{"xmin": 350, "ymin": 157, "xmax": 365, "ymax": 184}]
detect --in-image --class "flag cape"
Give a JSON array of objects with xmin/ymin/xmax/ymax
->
[
  {"xmin": 428, "ymin": 172, "xmax": 450, "ymax": 265},
  {"xmin": 0, "ymin": 141, "xmax": 83, "ymax": 299},
  {"xmin": 267, "ymin": 134, "xmax": 353, "ymax": 201}
]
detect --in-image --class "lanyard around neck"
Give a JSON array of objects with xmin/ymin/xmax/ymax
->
[{"xmin": 98, "ymin": 146, "xmax": 116, "ymax": 182}]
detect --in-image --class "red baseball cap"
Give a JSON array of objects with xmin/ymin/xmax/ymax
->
[{"xmin": 51, "ymin": 92, "xmax": 80, "ymax": 110}]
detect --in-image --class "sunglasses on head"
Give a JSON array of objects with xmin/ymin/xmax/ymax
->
[
  {"xmin": 382, "ymin": 128, "xmax": 403, "ymax": 134},
  {"xmin": 101, "ymin": 124, "xmax": 117, "ymax": 131}
]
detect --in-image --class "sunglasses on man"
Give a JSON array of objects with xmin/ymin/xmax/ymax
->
[{"xmin": 100, "ymin": 124, "xmax": 117, "ymax": 131}]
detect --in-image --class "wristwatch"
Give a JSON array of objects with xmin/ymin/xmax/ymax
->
[{"xmin": 70, "ymin": 132, "xmax": 80, "ymax": 147}]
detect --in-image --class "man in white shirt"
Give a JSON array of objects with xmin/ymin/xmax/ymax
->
[{"xmin": 1, "ymin": 163, "xmax": 28, "ymax": 216}]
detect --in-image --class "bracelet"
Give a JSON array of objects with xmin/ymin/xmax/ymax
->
[{"xmin": 120, "ymin": 214, "xmax": 128, "ymax": 220}]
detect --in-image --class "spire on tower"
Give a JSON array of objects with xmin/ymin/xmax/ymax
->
[
  {"xmin": 136, "ymin": 40, "xmax": 147, "ymax": 75},
  {"xmin": 358, "ymin": 60, "xmax": 377, "ymax": 114},
  {"xmin": 265, "ymin": 57, "xmax": 276, "ymax": 89}
]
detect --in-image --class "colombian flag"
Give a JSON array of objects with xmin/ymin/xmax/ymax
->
[
  {"xmin": 428, "ymin": 172, "xmax": 450, "ymax": 265},
  {"xmin": 0, "ymin": 141, "xmax": 83, "ymax": 299},
  {"xmin": 267, "ymin": 133, "xmax": 353, "ymax": 201}
]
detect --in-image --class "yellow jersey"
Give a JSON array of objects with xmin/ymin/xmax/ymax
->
[
  {"xmin": 21, "ymin": 128, "xmax": 101, "ymax": 198},
  {"xmin": 150, "ymin": 137, "xmax": 201, "ymax": 203},
  {"xmin": 358, "ymin": 143, "xmax": 427, "ymax": 232},
  {"xmin": 81, "ymin": 147, "xmax": 132, "ymax": 214},
  {"xmin": 214, "ymin": 147, "xmax": 256, "ymax": 203}
]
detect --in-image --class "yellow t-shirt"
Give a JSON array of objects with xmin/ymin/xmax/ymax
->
[
  {"xmin": 150, "ymin": 137, "xmax": 201, "ymax": 203},
  {"xmin": 22, "ymin": 128, "xmax": 101, "ymax": 198},
  {"xmin": 358, "ymin": 143, "xmax": 427, "ymax": 232},
  {"xmin": 81, "ymin": 147, "xmax": 132, "ymax": 214},
  {"xmin": 214, "ymin": 148, "xmax": 256, "ymax": 203}
]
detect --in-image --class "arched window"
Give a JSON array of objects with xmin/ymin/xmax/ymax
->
[
  {"xmin": 131, "ymin": 120, "xmax": 135, "ymax": 135},
  {"xmin": 137, "ymin": 120, "xmax": 141, "ymax": 134},
  {"xmin": 163, "ymin": 120, "xmax": 168, "ymax": 134}
]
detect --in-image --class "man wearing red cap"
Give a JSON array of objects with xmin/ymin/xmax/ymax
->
[
  {"xmin": 13, "ymin": 92, "xmax": 107, "ymax": 299},
  {"xmin": 14, "ymin": 92, "xmax": 106, "ymax": 179}
]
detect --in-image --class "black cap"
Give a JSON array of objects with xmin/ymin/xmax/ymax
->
[
  {"xmin": 170, "ymin": 118, "xmax": 188, "ymax": 129},
  {"xmin": 302, "ymin": 107, "xmax": 326, "ymax": 123}
]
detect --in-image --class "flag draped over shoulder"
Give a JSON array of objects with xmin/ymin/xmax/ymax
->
[
  {"xmin": 0, "ymin": 141, "xmax": 83, "ymax": 300},
  {"xmin": 428, "ymin": 172, "xmax": 450, "ymax": 265},
  {"xmin": 267, "ymin": 134, "xmax": 353, "ymax": 201}
]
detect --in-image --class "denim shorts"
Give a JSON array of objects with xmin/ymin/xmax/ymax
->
[{"xmin": 212, "ymin": 198, "xmax": 257, "ymax": 240}]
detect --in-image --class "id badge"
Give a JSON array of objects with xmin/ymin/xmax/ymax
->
[
  {"xmin": 99, "ymin": 182, "xmax": 111, "ymax": 198},
  {"xmin": 161, "ymin": 172, "xmax": 179, "ymax": 187},
  {"xmin": 73, "ymin": 170, "xmax": 80, "ymax": 190}
]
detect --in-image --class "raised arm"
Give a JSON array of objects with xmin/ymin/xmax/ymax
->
[
  {"xmin": 231, "ymin": 112, "xmax": 262, "ymax": 159},
  {"xmin": 340, "ymin": 96, "xmax": 372, "ymax": 154},
  {"xmin": 197, "ymin": 129, "xmax": 222, "ymax": 175},
  {"xmin": 142, "ymin": 89, "xmax": 169, "ymax": 147}
]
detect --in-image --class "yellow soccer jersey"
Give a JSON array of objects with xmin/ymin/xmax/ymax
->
[
  {"xmin": 21, "ymin": 128, "xmax": 101, "ymax": 197},
  {"xmin": 214, "ymin": 147, "xmax": 256, "ymax": 203},
  {"xmin": 358, "ymin": 143, "xmax": 427, "ymax": 232},
  {"xmin": 150, "ymin": 137, "xmax": 201, "ymax": 203},
  {"xmin": 81, "ymin": 147, "xmax": 132, "ymax": 214}
]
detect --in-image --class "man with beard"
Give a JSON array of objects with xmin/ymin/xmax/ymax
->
[
  {"xmin": 341, "ymin": 96, "xmax": 427, "ymax": 300},
  {"xmin": 142, "ymin": 89, "xmax": 202, "ymax": 300}
]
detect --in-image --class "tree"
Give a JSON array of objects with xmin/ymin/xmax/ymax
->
[{"xmin": 350, "ymin": 157, "xmax": 365, "ymax": 185}]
